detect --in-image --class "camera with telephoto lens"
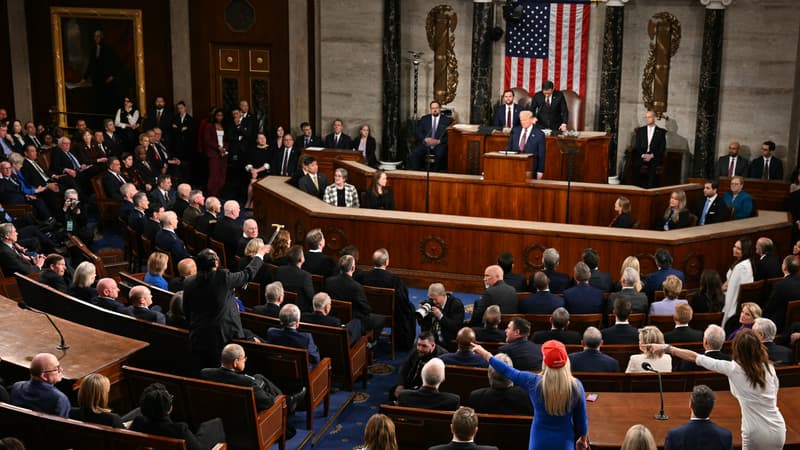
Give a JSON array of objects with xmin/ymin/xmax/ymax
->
[{"xmin": 415, "ymin": 300, "xmax": 435, "ymax": 320}]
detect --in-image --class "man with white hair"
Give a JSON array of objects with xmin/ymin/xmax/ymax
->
[
  {"xmin": 182, "ymin": 189, "xmax": 205, "ymax": 225},
  {"xmin": 301, "ymin": 291, "xmax": 363, "ymax": 346},
  {"xmin": 607, "ymin": 267, "xmax": 648, "ymax": 314},
  {"xmin": 195, "ymin": 196, "xmax": 220, "ymax": 234},
  {"xmin": 237, "ymin": 218, "xmax": 265, "ymax": 257},
  {"xmin": 10, "ymin": 353, "xmax": 70, "ymax": 417},
  {"xmin": 678, "ymin": 325, "xmax": 731, "ymax": 371},
  {"xmin": 467, "ymin": 352, "xmax": 532, "ymax": 415},
  {"xmin": 213, "ymin": 199, "xmax": 242, "ymax": 265},
  {"xmin": 397, "ymin": 358, "xmax": 460, "ymax": 411},
  {"xmin": 119, "ymin": 183, "xmax": 138, "ymax": 220},
  {"xmin": 172, "ymin": 182, "xmax": 192, "ymax": 218},
  {"xmin": 266, "ymin": 304, "xmax": 320, "ymax": 366},
  {"xmin": 129, "ymin": 285, "xmax": 165, "ymax": 324},
  {"xmin": 253, "ymin": 281, "xmax": 284, "ymax": 318},
  {"xmin": 155, "ymin": 210, "xmax": 190, "ymax": 261},
  {"xmin": 753, "ymin": 318, "xmax": 794, "ymax": 366}
]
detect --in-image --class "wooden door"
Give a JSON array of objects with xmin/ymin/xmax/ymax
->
[{"xmin": 211, "ymin": 44, "xmax": 270, "ymax": 130}]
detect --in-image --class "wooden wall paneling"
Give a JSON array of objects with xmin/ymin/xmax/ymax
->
[{"xmin": 0, "ymin": 0, "xmax": 14, "ymax": 116}]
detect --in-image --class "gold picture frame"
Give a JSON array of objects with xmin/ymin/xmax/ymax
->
[{"xmin": 50, "ymin": 7, "xmax": 146, "ymax": 127}]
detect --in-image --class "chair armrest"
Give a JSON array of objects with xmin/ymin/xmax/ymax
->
[
  {"xmin": 255, "ymin": 394, "xmax": 286, "ymax": 449},
  {"xmin": 308, "ymin": 357, "xmax": 332, "ymax": 403}
]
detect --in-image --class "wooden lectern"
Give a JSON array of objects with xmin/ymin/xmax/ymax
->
[{"xmin": 483, "ymin": 152, "xmax": 533, "ymax": 182}]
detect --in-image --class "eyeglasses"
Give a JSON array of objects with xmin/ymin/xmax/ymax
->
[{"xmin": 42, "ymin": 365, "xmax": 62, "ymax": 374}]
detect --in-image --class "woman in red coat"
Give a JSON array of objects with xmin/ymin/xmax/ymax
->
[{"xmin": 204, "ymin": 108, "xmax": 228, "ymax": 197}]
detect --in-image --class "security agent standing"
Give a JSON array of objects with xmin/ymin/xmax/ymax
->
[{"xmin": 417, "ymin": 282, "xmax": 465, "ymax": 347}]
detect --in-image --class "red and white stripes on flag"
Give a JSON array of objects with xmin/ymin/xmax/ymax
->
[{"xmin": 504, "ymin": 2, "xmax": 590, "ymax": 100}]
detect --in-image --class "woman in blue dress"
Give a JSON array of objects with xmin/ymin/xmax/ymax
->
[{"xmin": 472, "ymin": 340, "xmax": 589, "ymax": 450}]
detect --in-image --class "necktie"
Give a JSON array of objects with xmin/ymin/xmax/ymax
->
[
  {"xmin": 334, "ymin": 135, "xmax": 339, "ymax": 147},
  {"xmin": 281, "ymin": 148, "xmax": 290, "ymax": 176},
  {"xmin": 116, "ymin": 172, "xmax": 124, "ymax": 183},
  {"xmin": 431, "ymin": 116, "xmax": 438, "ymax": 138},
  {"xmin": 305, "ymin": 137, "xmax": 310, "ymax": 147},
  {"xmin": 763, "ymin": 159, "xmax": 770, "ymax": 180},
  {"xmin": 156, "ymin": 110, "xmax": 162, "ymax": 123},
  {"xmin": 312, "ymin": 174, "xmax": 319, "ymax": 190},
  {"xmin": 700, "ymin": 198, "xmax": 712, "ymax": 225},
  {"xmin": 31, "ymin": 160, "xmax": 47, "ymax": 181},
  {"xmin": 152, "ymin": 146, "xmax": 161, "ymax": 160},
  {"xmin": 9, "ymin": 176, "xmax": 18, "ymax": 187},
  {"xmin": 66, "ymin": 151, "xmax": 80, "ymax": 169},
  {"xmin": 728, "ymin": 158, "xmax": 735, "ymax": 177},
  {"xmin": 519, "ymin": 128, "xmax": 528, "ymax": 150},
  {"xmin": 33, "ymin": 136, "xmax": 41, "ymax": 147},
  {"xmin": 506, "ymin": 107, "xmax": 511, "ymax": 128},
  {"xmin": 546, "ymin": 96, "xmax": 551, "ymax": 107}
]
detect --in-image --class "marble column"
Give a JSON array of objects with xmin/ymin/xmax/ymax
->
[
  {"xmin": 598, "ymin": 0, "xmax": 628, "ymax": 177},
  {"xmin": 382, "ymin": 0, "xmax": 401, "ymax": 161},
  {"xmin": 469, "ymin": 0, "xmax": 493, "ymax": 125},
  {"xmin": 8, "ymin": 0, "xmax": 32, "ymax": 121},
  {"xmin": 169, "ymin": 0, "xmax": 193, "ymax": 112},
  {"xmin": 693, "ymin": 0, "xmax": 731, "ymax": 177}
]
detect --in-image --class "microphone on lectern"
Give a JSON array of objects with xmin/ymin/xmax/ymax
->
[
  {"xmin": 19, "ymin": 301, "xmax": 70, "ymax": 351},
  {"xmin": 641, "ymin": 362, "xmax": 668, "ymax": 420}
]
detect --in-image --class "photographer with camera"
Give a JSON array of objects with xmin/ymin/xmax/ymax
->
[
  {"xmin": 55, "ymin": 188, "xmax": 93, "ymax": 244},
  {"xmin": 417, "ymin": 282, "xmax": 465, "ymax": 347}
]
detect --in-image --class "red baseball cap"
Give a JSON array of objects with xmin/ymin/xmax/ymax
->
[{"xmin": 542, "ymin": 340, "xmax": 568, "ymax": 369}]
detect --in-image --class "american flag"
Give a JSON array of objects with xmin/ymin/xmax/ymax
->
[{"xmin": 504, "ymin": 0, "xmax": 591, "ymax": 99}]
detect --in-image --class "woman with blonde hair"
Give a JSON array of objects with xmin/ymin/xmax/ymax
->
[
  {"xmin": 660, "ymin": 190, "xmax": 690, "ymax": 230},
  {"xmin": 617, "ymin": 256, "xmax": 643, "ymax": 292},
  {"xmin": 68, "ymin": 373, "xmax": 124, "ymax": 428},
  {"xmin": 473, "ymin": 340, "xmax": 589, "ymax": 450},
  {"xmin": 360, "ymin": 413, "xmax": 398, "ymax": 450},
  {"xmin": 620, "ymin": 424, "xmax": 656, "ymax": 450},
  {"xmin": 69, "ymin": 261, "xmax": 97, "ymax": 304},
  {"xmin": 144, "ymin": 252, "xmax": 170, "ymax": 290},
  {"xmin": 649, "ymin": 275, "xmax": 688, "ymax": 315},
  {"xmin": 651, "ymin": 330, "xmax": 786, "ymax": 449},
  {"xmin": 727, "ymin": 302, "xmax": 762, "ymax": 340},
  {"xmin": 238, "ymin": 238, "xmax": 272, "ymax": 285},
  {"xmin": 626, "ymin": 326, "xmax": 671, "ymax": 373}
]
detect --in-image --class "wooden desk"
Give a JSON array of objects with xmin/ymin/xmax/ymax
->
[
  {"xmin": 447, "ymin": 127, "xmax": 610, "ymax": 183},
  {"xmin": 483, "ymin": 152, "xmax": 533, "ymax": 182},
  {"xmin": 301, "ymin": 147, "xmax": 364, "ymax": 180},
  {"xmin": 587, "ymin": 388, "xmax": 800, "ymax": 449}
]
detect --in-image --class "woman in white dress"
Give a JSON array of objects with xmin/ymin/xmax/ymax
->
[
  {"xmin": 722, "ymin": 238, "xmax": 754, "ymax": 329},
  {"xmin": 625, "ymin": 326, "xmax": 672, "ymax": 373},
  {"xmin": 650, "ymin": 330, "xmax": 786, "ymax": 449}
]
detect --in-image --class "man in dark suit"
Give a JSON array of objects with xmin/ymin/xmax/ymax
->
[
  {"xmin": 20, "ymin": 145, "xmax": 62, "ymax": 214},
  {"xmin": 439, "ymin": 327, "xmax": 488, "ymax": 368},
  {"xmin": 362, "ymin": 248, "xmax": 416, "ymax": 351},
  {"xmin": 301, "ymin": 292, "xmax": 362, "ymax": 346},
  {"xmin": 102, "ymin": 157, "xmax": 126, "ymax": 200},
  {"xmin": 664, "ymin": 303, "xmax": 704, "ymax": 343},
  {"xmin": 630, "ymin": 110, "xmax": 666, "ymax": 188},
  {"xmin": 129, "ymin": 285, "xmax": 166, "ymax": 324},
  {"xmin": 119, "ymin": 184, "xmax": 137, "ymax": 222},
  {"xmin": 299, "ymin": 122, "xmax": 323, "ymax": 148},
  {"xmin": 0, "ymin": 161, "xmax": 52, "ymax": 221},
  {"xmin": 154, "ymin": 211, "xmax": 191, "ymax": 262},
  {"xmin": 498, "ymin": 317, "xmax": 542, "ymax": 371},
  {"xmin": 143, "ymin": 97, "xmax": 173, "ymax": 136},
  {"xmin": 520, "ymin": 272, "xmax": 565, "ymax": 314},
  {"xmin": 410, "ymin": 100, "xmax": 453, "ymax": 172},
  {"xmin": 102, "ymin": 119, "xmax": 124, "ymax": 157},
  {"xmin": 678, "ymin": 325, "xmax": 731, "ymax": 371},
  {"xmin": 754, "ymin": 318, "xmax": 794, "ymax": 366},
  {"xmin": 531, "ymin": 80, "xmax": 568, "ymax": 132},
  {"xmin": 607, "ymin": 267, "xmax": 649, "ymax": 314},
  {"xmin": 127, "ymin": 192, "xmax": 149, "ymax": 234},
  {"xmin": 531, "ymin": 307, "xmax": 581, "ymax": 345},
  {"xmin": 147, "ymin": 175, "xmax": 176, "ymax": 211},
  {"xmin": 601, "ymin": 298, "xmax": 639, "ymax": 344},
  {"xmin": 93, "ymin": 278, "xmax": 133, "ymax": 316},
  {"xmin": 171, "ymin": 102, "xmax": 194, "ymax": 160},
  {"xmin": 714, "ymin": 141, "xmax": 748, "ymax": 178},
  {"xmin": 394, "ymin": 331, "xmax": 448, "ymax": 400},
  {"xmin": 252, "ymin": 281, "xmax": 284, "ymax": 318},
  {"xmin": 582, "ymin": 248, "xmax": 612, "ymax": 292},
  {"xmin": 0, "ymin": 223, "xmax": 44, "ymax": 276},
  {"xmin": 397, "ymin": 358, "xmax": 460, "ymax": 411},
  {"xmin": 564, "ymin": 262, "xmax": 604, "ymax": 314},
  {"xmin": 696, "ymin": 179, "xmax": 728, "ymax": 225},
  {"xmin": 271, "ymin": 134, "xmax": 300, "ymax": 177},
  {"xmin": 325, "ymin": 254, "xmax": 384, "ymax": 337},
  {"xmin": 212, "ymin": 200, "xmax": 243, "ymax": 267},
  {"xmin": 754, "ymin": 237, "xmax": 782, "ymax": 281},
  {"xmin": 142, "ymin": 205, "xmax": 164, "ymax": 245},
  {"xmin": 419, "ymin": 282, "xmax": 466, "ymax": 347},
  {"xmin": 302, "ymin": 228, "xmax": 336, "ymax": 277},
  {"xmin": 492, "ymin": 89, "xmax": 522, "ymax": 129},
  {"xmin": 664, "ymin": 385, "xmax": 733, "ymax": 450},
  {"xmin": 643, "ymin": 249, "xmax": 686, "ymax": 303},
  {"xmin": 507, "ymin": 110, "xmax": 546, "ymax": 179},
  {"xmin": 541, "ymin": 247, "xmax": 572, "ymax": 293},
  {"xmin": 322, "ymin": 119, "xmax": 353, "ymax": 149},
  {"xmin": 194, "ymin": 196, "xmax": 220, "ymax": 235},
  {"xmin": 172, "ymin": 183, "xmax": 191, "ymax": 220},
  {"xmin": 274, "ymin": 245, "xmax": 315, "ymax": 312},
  {"xmin": 765, "ymin": 256, "xmax": 800, "ymax": 334},
  {"xmin": 470, "ymin": 265, "xmax": 518, "ymax": 327},
  {"xmin": 568, "ymin": 326, "xmax": 621, "ymax": 372},
  {"xmin": 267, "ymin": 304, "xmax": 322, "ymax": 366},
  {"xmin": 497, "ymin": 252, "xmax": 526, "ymax": 292},
  {"xmin": 297, "ymin": 156, "xmax": 329, "ymax": 199},
  {"xmin": 748, "ymin": 140, "xmax": 783, "ymax": 180},
  {"xmin": 429, "ymin": 407, "xmax": 500, "ymax": 450},
  {"xmin": 467, "ymin": 353, "xmax": 532, "ymax": 416}
]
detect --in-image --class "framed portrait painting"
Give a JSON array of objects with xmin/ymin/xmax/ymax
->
[{"xmin": 50, "ymin": 7, "xmax": 146, "ymax": 128}]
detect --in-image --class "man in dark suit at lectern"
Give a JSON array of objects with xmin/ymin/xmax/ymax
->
[
  {"xmin": 492, "ymin": 90, "xmax": 522, "ymax": 129},
  {"xmin": 410, "ymin": 101, "xmax": 452, "ymax": 172},
  {"xmin": 630, "ymin": 110, "xmax": 666, "ymax": 188},
  {"xmin": 508, "ymin": 110, "xmax": 545, "ymax": 180}
]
